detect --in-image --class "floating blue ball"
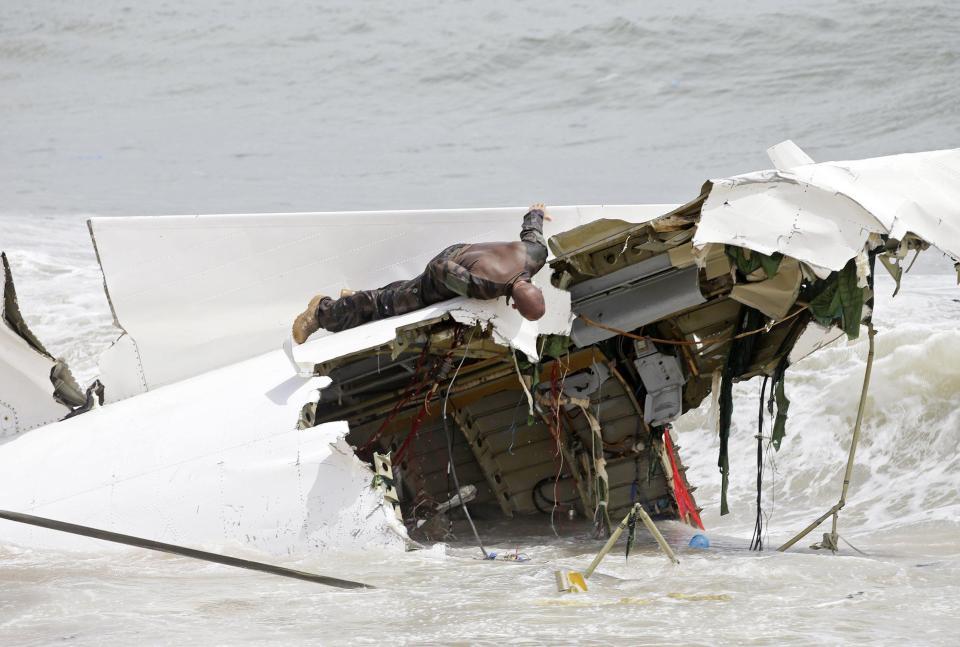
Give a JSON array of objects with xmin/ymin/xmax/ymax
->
[{"xmin": 688, "ymin": 533, "xmax": 710, "ymax": 549}]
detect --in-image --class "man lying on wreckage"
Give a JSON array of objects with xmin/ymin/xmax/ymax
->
[
  {"xmin": 2, "ymin": 143, "xmax": 958, "ymax": 567},
  {"xmin": 292, "ymin": 203, "xmax": 554, "ymax": 341}
]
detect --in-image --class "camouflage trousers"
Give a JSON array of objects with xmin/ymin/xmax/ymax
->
[{"xmin": 316, "ymin": 243, "xmax": 501, "ymax": 333}]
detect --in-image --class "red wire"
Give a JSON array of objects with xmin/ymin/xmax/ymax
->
[{"xmin": 358, "ymin": 342, "xmax": 434, "ymax": 455}]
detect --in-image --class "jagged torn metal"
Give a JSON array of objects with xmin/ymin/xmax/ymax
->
[
  {"xmin": 293, "ymin": 278, "xmax": 575, "ymax": 370},
  {"xmin": 694, "ymin": 148, "xmax": 960, "ymax": 277},
  {"xmin": 0, "ymin": 252, "xmax": 84, "ymax": 439}
]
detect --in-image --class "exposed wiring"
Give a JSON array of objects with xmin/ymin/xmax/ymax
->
[
  {"xmin": 763, "ymin": 384, "xmax": 777, "ymax": 550},
  {"xmin": 548, "ymin": 356, "xmax": 571, "ymax": 537},
  {"xmin": 512, "ymin": 351, "xmax": 534, "ymax": 416},
  {"xmin": 505, "ymin": 392, "xmax": 525, "ymax": 455},
  {"xmin": 442, "ymin": 327, "xmax": 490, "ymax": 559},
  {"xmin": 359, "ymin": 341, "xmax": 434, "ymax": 455},
  {"xmin": 750, "ymin": 376, "xmax": 769, "ymax": 551}
]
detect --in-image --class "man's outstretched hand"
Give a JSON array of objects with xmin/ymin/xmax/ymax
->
[{"xmin": 531, "ymin": 202, "xmax": 553, "ymax": 222}]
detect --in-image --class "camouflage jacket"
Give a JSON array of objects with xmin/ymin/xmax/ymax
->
[{"xmin": 425, "ymin": 208, "xmax": 548, "ymax": 301}]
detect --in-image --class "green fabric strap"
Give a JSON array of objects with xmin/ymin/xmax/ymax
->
[
  {"xmin": 771, "ymin": 375, "xmax": 789, "ymax": 451},
  {"xmin": 808, "ymin": 258, "xmax": 866, "ymax": 339},
  {"xmin": 726, "ymin": 246, "xmax": 783, "ymax": 279},
  {"xmin": 717, "ymin": 306, "xmax": 766, "ymax": 516},
  {"xmin": 718, "ymin": 373, "xmax": 733, "ymax": 516},
  {"xmin": 539, "ymin": 334, "xmax": 571, "ymax": 360}
]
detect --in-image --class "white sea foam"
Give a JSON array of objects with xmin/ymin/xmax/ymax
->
[{"xmin": 675, "ymin": 273, "xmax": 960, "ymax": 539}]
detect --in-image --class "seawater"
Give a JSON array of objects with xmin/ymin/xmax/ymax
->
[{"xmin": 2, "ymin": 1, "xmax": 959, "ymax": 645}]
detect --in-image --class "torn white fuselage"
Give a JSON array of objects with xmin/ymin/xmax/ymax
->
[
  {"xmin": 0, "ymin": 343, "xmax": 407, "ymax": 554},
  {"xmin": 4, "ymin": 143, "xmax": 960, "ymax": 555},
  {"xmin": 694, "ymin": 145, "xmax": 960, "ymax": 277}
]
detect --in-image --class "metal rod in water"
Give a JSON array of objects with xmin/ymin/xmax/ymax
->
[
  {"xmin": 583, "ymin": 503, "xmax": 678, "ymax": 578},
  {"xmin": 583, "ymin": 509, "xmax": 632, "ymax": 579},
  {"xmin": 776, "ymin": 503, "xmax": 842, "ymax": 553},
  {"xmin": 634, "ymin": 504, "xmax": 679, "ymax": 564},
  {"xmin": 777, "ymin": 323, "xmax": 877, "ymax": 553},
  {"xmin": 0, "ymin": 509, "xmax": 373, "ymax": 589},
  {"xmin": 829, "ymin": 323, "xmax": 877, "ymax": 545}
]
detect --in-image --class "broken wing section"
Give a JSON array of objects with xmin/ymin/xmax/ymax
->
[{"xmin": 0, "ymin": 252, "xmax": 84, "ymax": 440}]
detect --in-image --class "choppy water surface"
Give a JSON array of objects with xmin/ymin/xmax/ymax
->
[{"xmin": 2, "ymin": 1, "xmax": 960, "ymax": 645}]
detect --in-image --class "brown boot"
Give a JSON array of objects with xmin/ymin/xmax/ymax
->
[{"xmin": 292, "ymin": 294, "xmax": 328, "ymax": 344}]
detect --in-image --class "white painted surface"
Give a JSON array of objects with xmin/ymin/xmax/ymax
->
[
  {"xmin": 0, "ymin": 320, "xmax": 70, "ymax": 439},
  {"xmin": 89, "ymin": 205, "xmax": 674, "ymax": 399},
  {"xmin": 766, "ymin": 139, "xmax": 815, "ymax": 170},
  {"xmin": 695, "ymin": 149, "xmax": 960, "ymax": 275},
  {"xmin": 0, "ymin": 344, "xmax": 405, "ymax": 555},
  {"xmin": 290, "ymin": 290, "xmax": 573, "ymax": 372},
  {"xmin": 788, "ymin": 322, "xmax": 846, "ymax": 365}
]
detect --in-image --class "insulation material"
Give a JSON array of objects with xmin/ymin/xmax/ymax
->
[
  {"xmin": 694, "ymin": 149, "xmax": 960, "ymax": 275},
  {"xmin": 669, "ymin": 242, "xmax": 731, "ymax": 279},
  {"xmin": 729, "ymin": 257, "xmax": 804, "ymax": 320}
]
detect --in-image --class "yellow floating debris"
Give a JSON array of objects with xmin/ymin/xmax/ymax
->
[
  {"xmin": 536, "ymin": 597, "xmax": 656, "ymax": 607},
  {"xmin": 666, "ymin": 592, "xmax": 732, "ymax": 602}
]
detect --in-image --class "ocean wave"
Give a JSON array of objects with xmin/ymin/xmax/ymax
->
[{"xmin": 675, "ymin": 274, "xmax": 960, "ymax": 542}]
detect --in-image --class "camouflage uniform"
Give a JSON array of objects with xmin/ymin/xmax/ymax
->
[{"xmin": 316, "ymin": 208, "xmax": 548, "ymax": 333}]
